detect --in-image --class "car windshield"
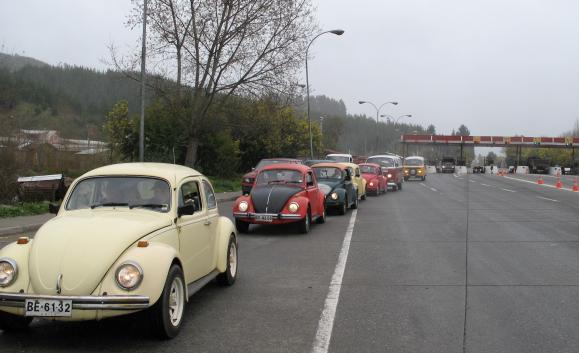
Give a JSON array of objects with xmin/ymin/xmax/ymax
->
[
  {"xmin": 404, "ymin": 159, "xmax": 423, "ymax": 166},
  {"xmin": 360, "ymin": 165, "xmax": 377, "ymax": 174},
  {"xmin": 313, "ymin": 167, "xmax": 343, "ymax": 181},
  {"xmin": 367, "ymin": 157, "xmax": 395, "ymax": 167},
  {"xmin": 255, "ymin": 169, "xmax": 303, "ymax": 185},
  {"xmin": 255, "ymin": 159, "xmax": 295, "ymax": 169},
  {"xmin": 327, "ymin": 155, "xmax": 350, "ymax": 163},
  {"xmin": 66, "ymin": 177, "xmax": 171, "ymax": 212}
]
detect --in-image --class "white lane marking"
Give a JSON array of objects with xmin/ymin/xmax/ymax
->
[
  {"xmin": 469, "ymin": 180, "xmax": 476, "ymax": 183},
  {"xmin": 502, "ymin": 176, "xmax": 576, "ymax": 193},
  {"xmin": 453, "ymin": 174, "xmax": 459, "ymax": 178},
  {"xmin": 500, "ymin": 188, "xmax": 516, "ymax": 193},
  {"xmin": 537, "ymin": 196, "xmax": 559, "ymax": 202},
  {"xmin": 312, "ymin": 209, "xmax": 358, "ymax": 353},
  {"xmin": 420, "ymin": 183, "xmax": 438, "ymax": 192},
  {"xmin": 480, "ymin": 183, "xmax": 492, "ymax": 187}
]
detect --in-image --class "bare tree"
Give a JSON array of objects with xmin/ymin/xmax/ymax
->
[{"xmin": 125, "ymin": 0, "xmax": 317, "ymax": 166}]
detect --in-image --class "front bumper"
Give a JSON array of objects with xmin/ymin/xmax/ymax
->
[
  {"xmin": 0, "ymin": 292, "xmax": 150, "ymax": 311},
  {"xmin": 233, "ymin": 212, "xmax": 302, "ymax": 221}
]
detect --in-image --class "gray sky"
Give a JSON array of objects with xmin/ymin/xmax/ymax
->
[{"xmin": 1, "ymin": 0, "xmax": 578, "ymax": 136}]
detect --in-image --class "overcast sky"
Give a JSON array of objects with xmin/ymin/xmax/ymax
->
[{"xmin": 1, "ymin": 0, "xmax": 579, "ymax": 137}]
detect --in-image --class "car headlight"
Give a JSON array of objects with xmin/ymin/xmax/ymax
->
[
  {"xmin": 115, "ymin": 262, "xmax": 143, "ymax": 290},
  {"xmin": 330, "ymin": 192, "xmax": 339, "ymax": 200},
  {"xmin": 238, "ymin": 201, "xmax": 249, "ymax": 212},
  {"xmin": 387, "ymin": 173, "xmax": 392, "ymax": 178},
  {"xmin": 0, "ymin": 258, "xmax": 17, "ymax": 287},
  {"xmin": 243, "ymin": 178, "xmax": 253, "ymax": 183},
  {"xmin": 418, "ymin": 170, "xmax": 422, "ymax": 174},
  {"xmin": 369, "ymin": 182, "xmax": 374, "ymax": 186},
  {"xmin": 288, "ymin": 202, "xmax": 299, "ymax": 213}
]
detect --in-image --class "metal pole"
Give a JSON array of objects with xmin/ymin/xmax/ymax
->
[
  {"xmin": 139, "ymin": 0, "xmax": 147, "ymax": 162},
  {"xmin": 306, "ymin": 49, "xmax": 312, "ymax": 159}
]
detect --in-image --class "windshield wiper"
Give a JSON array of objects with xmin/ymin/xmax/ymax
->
[
  {"xmin": 267, "ymin": 180, "xmax": 286, "ymax": 184},
  {"xmin": 129, "ymin": 203, "xmax": 167, "ymax": 210},
  {"xmin": 90, "ymin": 202, "xmax": 129, "ymax": 209}
]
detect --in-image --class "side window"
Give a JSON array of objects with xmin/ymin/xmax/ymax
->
[
  {"xmin": 202, "ymin": 180, "xmax": 217, "ymax": 209},
  {"xmin": 306, "ymin": 172, "xmax": 314, "ymax": 186},
  {"xmin": 180, "ymin": 181, "xmax": 203, "ymax": 212},
  {"xmin": 355, "ymin": 168, "xmax": 361, "ymax": 177}
]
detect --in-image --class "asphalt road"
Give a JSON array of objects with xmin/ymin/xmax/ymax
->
[{"xmin": 1, "ymin": 174, "xmax": 578, "ymax": 352}]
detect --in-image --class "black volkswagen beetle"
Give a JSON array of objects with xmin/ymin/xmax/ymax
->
[{"xmin": 311, "ymin": 162, "xmax": 358, "ymax": 215}]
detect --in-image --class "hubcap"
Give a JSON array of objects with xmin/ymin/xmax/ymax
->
[
  {"xmin": 229, "ymin": 242, "xmax": 238, "ymax": 277},
  {"xmin": 168, "ymin": 277, "xmax": 184, "ymax": 327}
]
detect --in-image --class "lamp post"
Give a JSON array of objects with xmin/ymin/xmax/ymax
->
[
  {"xmin": 306, "ymin": 29, "xmax": 344, "ymax": 159},
  {"xmin": 138, "ymin": 0, "xmax": 148, "ymax": 162},
  {"xmin": 358, "ymin": 101, "xmax": 398, "ymax": 123},
  {"xmin": 382, "ymin": 114, "xmax": 412, "ymax": 128}
]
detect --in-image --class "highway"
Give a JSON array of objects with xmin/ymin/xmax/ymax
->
[{"xmin": 1, "ymin": 173, "xmax": 578, "ymax": 353}]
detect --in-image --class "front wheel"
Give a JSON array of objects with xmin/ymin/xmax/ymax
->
[
  {"xmin": 150, "ymin": 265, "xmax": 186, "ymax": 339},
  {"xmin": 217, "ymin": 235, "xmax": 238, "ymax": 286},
  {"xmin": 351, "ymin": 193, "xmax": 359, "ymax": 209},
  {"xmin": 0, "ymin": 310, "xmax": 32, "ymax": 332},
  {"xmin": 316, "ymin": 206, "xmax": 326, "ymax": 224},
  {"xmin": 298, "ymin": 208, "xmax": 311, "ymax": 234},
  {"xmin": 422, "ymin": 176, "xmax": 426, "ymax": 181},
  {"xmin": 397, "ymin": 182, "xmax": 403, "ymax": 190},
  {"xmin": 361, "ymin": 192, "xmax": 366, "ymax": 200}
]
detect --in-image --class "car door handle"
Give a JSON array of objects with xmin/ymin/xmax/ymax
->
[{"xmin": 204, "ymin": 220, "xmax": 212, "ymax": 226}]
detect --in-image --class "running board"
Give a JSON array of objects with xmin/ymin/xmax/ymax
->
[{"xmin": 187, "ymin": 270, "xmax": 220, "ymax": 298}]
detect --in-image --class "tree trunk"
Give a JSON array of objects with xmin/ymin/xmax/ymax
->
[{"xmin": 184, "ymin": 135, "xmax": 200, "ymax": 167}]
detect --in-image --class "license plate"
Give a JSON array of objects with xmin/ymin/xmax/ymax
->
[
  {"xmin": 255, "ymin": 214, "xmax": 273, "ymax": 222},
  {"xmin": 25, "ymin": 299, "xmax": 72, "ymax": 317},
  {"xmin": 410, "ymin": 170, "xmax": 416, "ymax": 175}
]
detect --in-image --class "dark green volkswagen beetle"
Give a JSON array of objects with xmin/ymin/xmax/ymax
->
[{"xmin": 311, "ymin": 162, "xmax": 358, "ymax": 215}]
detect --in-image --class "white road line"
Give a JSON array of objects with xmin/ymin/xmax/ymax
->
[
  {"xmin": 469, "ymin": 180, "xmax": 476, "ymax": 183},
  {"xmin": 430, "ymin": 187, "xmax": 438, "ymax": 192},
  {"xmin": 453, "ymin": 174, "xmax": 459, "ymax": 178},
  {"xmin": 537, "ymin": 196, "xmax": 559, "ymax": 202},
  {"xmin": 480, "ymin": 183, "xmax": 492, "ymax": 187},
  {"xmin": 500, "ymin": 188, "xmax": 516, "ymax": 193},
  {"xmin": 420, "ymin": 183, "xmax": 438, "ymax": 192},
  {"xmin": 502, "ymin": 175, "xmax": 576, "ymax": 193},
  {"xmin": 312, "ymin": 209, "xmax": 357, "ymax": 353}
]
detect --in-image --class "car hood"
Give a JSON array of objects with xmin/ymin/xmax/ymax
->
[
  {"xmin": 250, "ymin": 184, "xmax": 302, "ymax": 213},
  {"xmin": 318, "ymin": 181, "xmax": 342, "ymax": 196},
  {"xmin": 28, "ymin": 210, "xmax": 172, "ymax": 296},
  {"xmin": 361, "ymin": 173, "xmax": 378, "ymax": 182}
]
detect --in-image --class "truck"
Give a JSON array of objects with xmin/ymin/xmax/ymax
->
[{"xmin": 527, "ymin": 157, "xmax": 551, "ymax": 174}]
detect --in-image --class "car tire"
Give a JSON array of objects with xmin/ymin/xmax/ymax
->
[
  {"xmin": 422, "ymin": 176, "xmax": 426, "ymax": 181},
  {"xmin": 217, "ymin": 235, "xmax": 238, "ymax": 286},
  {"xmin": 398, "ymin": 182, "xmax": 403, "ymax": 190},
  {"xmin": 150, "ymin": 264, "xmax": 186, "ymax": 339},
  {"xmin": 361, "ymin": 192, "xmax": 366, "ymax": 200},
  {"xmin": 338, "ymin": 201, "xmax": 347, "ymax": 215},
  {"xmin": 235, "ymin": 220, "xmax": 249, "ymax": 233},
  {"xmin": 316, "ymin": 206, "xmax": 326, "ymax": 224},
  {"xmin": 298, "ymin": 207, "xmax": 311, "ymax": 234},
  {"xmin": 404, "ymin": 176, "xmax": 409, "ymax": 181},
  {"xmin": 0, "ymin": 310, "xmax": 32, "ymax": 332},
  {"xmin": 351, "ymin": 193, "xmax": 359, "ymax": 209}
]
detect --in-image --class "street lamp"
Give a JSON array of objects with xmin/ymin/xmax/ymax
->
[
  {"xmin": 306, "ymin": 29, "xmax": 344, "ymax": 159},
  {"xmin": 358, "ymin": 101, "xmax": 398, "ymax": 123}
]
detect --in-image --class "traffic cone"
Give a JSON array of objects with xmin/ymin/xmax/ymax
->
[
  {"xmin": 555, "ymin": 176, "xmax": 563, "ymax": 189},
  {"xmin": 537, "ymin": 176, "xmax": 544, "ymax": 185},
  {"xmin": 573, "ymin": 177, "xmax": 579, "ymax": 192}
]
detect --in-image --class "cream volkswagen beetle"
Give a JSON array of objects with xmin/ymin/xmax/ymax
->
[{"xmin": 0, "ymin": 163, "xmax": 238, "ymax": 338}]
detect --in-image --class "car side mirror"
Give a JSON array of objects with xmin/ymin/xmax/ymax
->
[
  {"xmin": 344, "ymin": 174, "xmax": 351, "ymax": 181},
  {"xmin": 178, "ymin": 204, "xmax": 195, "ymax": 217},
  {"xmin": 49, "ymin": 203, "xmax": 60, "ymax": 214},
  {"xmin": 307, "ymin": 181, "xmax": 314, "ymax": 187}
]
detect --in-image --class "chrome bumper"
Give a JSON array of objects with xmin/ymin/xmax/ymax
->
[
  {"xmin": 387, "ymin": 182, "xmax": 397, "ymax": 186},
  {"xmin": 0, "ymin": 292, "xmax": 150, "ymax": 311},
  {"xmin": 233, "ymin": 212, "xmax": 302, "ymax": 220}
]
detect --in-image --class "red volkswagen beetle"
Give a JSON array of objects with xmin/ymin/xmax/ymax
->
[
  {"xmin": 359, "ymin": 163, "xmax": 388, "ymax": 195},
  {"xmin": 366, "ymin": 154, "xmax": 404, "ymax": 191},
  {"xmin": 233, "ymin": 164, "xmax": 326, "ymax": 234}
]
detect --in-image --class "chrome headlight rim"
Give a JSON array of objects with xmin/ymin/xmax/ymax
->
[
  {"xmin": 330, "ymin": 192, "xmax": 339, "ymax": 200},
  {"xmin": 387, "ymin": 173, "xmax": 392, "ymax": 178},
  {"xmin": 238, "ymin": 201, "xmax": 249, "ymax": 212},
  {"xmin": 0, "ymin": 257, "xmax": 18, "ymax": 288},
  {"xmin": 288, "ymin": 202, "xmax": 300, "ymax": 213},
  {"xmin": 115, "ymin": 261, "xmax": 144, "ymax": 291}
]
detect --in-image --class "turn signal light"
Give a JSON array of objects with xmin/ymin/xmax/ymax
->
[
  {"xmin": 137, "ymin": 241, "xmax": 149, "ymax": 248},
  {"xmin": 17, "ymin": 237, "xmax": 30, "ymax": 245}
]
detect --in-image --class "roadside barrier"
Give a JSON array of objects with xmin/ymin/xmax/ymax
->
[
  {"xmin": 537, "ymin": 176, "xmax": 545, "ymax": 185},
  {"xmin": 573, "ymin": 178, "xmax": 579, "ymax": 192},
  {"xmin": 516, "ymin": 166, "xmax": 529, "ymax": 174}
]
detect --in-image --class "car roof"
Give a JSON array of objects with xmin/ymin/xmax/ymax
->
[
  {"xmin": 260, "ymin": 163, "xmax": 311, "ymax": 172},
  {"xmin": 405, "ymin": 156, "xmax": 424, "ymax": 160},
  {"xmin": 80, "ymin": 163, "xmax": 202, "ymax": 184},
  {"xmin": 260, "ymin": 158, "xmax": 301, "ymax": 162},
  {"xmin": 367, "ymin": 154, "xmax": 400, "ymax": 159},
  {"xmin": 327, "ymin": 153, "xmax": 352, "ymax": 157},
  {"xmin": 311, "ymin": 162, "xmax": 348, "ymax": 170},
  {"xmin": 337, "ymin": 162, "xmax": 360, "ymax": 169}
]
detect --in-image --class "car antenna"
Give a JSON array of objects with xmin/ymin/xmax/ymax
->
[{"xmin": 172, "ymin": 147, "xmax": 176, "ymax": 164}]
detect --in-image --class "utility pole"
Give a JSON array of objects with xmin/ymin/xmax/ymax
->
[{"xmin": 139, "ymin": 0, "xmax": 148, "ymax": 162}]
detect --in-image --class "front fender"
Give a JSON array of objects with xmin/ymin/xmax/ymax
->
[
  {"xmin": 97, "ymin": 242, "xmax": 181, "ymax": 307},
  {"xmin": 215, "ymin": 216, "xmax": 237, "ymax": 273},
  {"xmin": 0, "ymin": 240, "xmax": 33, "ymax": 293},
  {"xmin": 328, "ymin": 188, "xmax": 347, "ymax": 203}
]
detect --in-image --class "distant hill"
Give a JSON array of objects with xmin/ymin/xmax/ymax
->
[{"xmin": 0, "ymin": 53, "xmax": 49, "ymax": 72}]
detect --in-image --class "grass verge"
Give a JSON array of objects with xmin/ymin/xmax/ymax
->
[
  {"xmin": 208, "ymin": 176, "xmax": 242, "ymax": 193},
  {"xmin": 0, "ymin": 202, "xmax": 49, "ymax": 218}
]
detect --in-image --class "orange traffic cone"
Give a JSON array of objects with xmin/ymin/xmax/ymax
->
[
  {"xmin": 537, "ymin": 176, "xmax": 544, "ymax": 185},
  {"xmin": 555, "ymin": 176, "xmax": 563, "ymax": 189},
  {"xmin": 573, "ymin": 177, "xmax": 579, "ymax": 192}
]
